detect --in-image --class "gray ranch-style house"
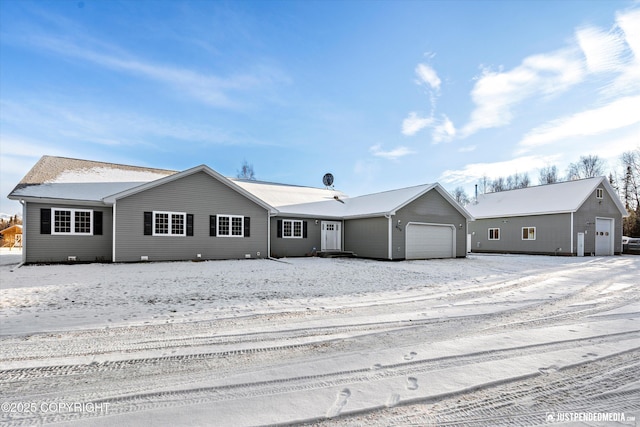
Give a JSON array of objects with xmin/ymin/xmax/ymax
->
[
  {"xmin": 466, "ymin": 177, "xmax": 627, "ymax": 256},
  {"xmin": 8, "ymin": 156, "xmax": 473, "ymax": 264}
]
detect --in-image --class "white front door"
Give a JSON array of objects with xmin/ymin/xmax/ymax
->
[
  {"xmin": 577, "ymin": 232, "xmax": 584, "ymax": 257},
  {"xmin": 595, "ymin": 218, "xmax": 614, "ymax": 256},
  {"xmin": 321, "ymin": 221, "xmax": 341, "ymax": 251}
]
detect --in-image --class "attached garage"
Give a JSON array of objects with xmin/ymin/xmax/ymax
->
[{"xmin": 405, "ymin": 223, "xmax": 455, "ymax": 259}]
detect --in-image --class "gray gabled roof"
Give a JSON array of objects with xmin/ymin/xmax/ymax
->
[
  {"xmin": 8, "ymin": 156, "xmax": 473, "ymax": 221},
  {"xmin": 277, "ymin": 183, "xmax": 473, "ymax": 220},
  {"xmin": 466, "ymin": 176, "xmax": 628, "ymax": 219}
]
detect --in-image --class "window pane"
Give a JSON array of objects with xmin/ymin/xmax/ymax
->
[
  {"xmin": 232, "ymin": 217, "xmax": 243, "ymax": 236},
  {"xmin": 75, "ymin": 211, "xmax": 91, "ymax": 233},
  {"xmin": 172, "ymin": 214, "xmax": 184, "ymax": 235},
  {"xmin": 155, "ymin": 213, "xmax": 169, "ymax": 234},
  {"xmin": 529, "ymin": 228, "xmax": 535, "ymax": 239},
  {"xmin": 55, "ymin": 210, "xmax": 71, "ymax": 233},
  {"xmin": 218, "ymin": 216, "xmax": 230, "ymax": 236},
  {"xmin": 283, "ymin": 220, "xmax": 292, "ymax": 237},
  {"xmin": 293, "ymin": 221, "xmax": 302, "ymax": 237}
]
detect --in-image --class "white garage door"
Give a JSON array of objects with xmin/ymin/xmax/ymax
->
[{"xmin": 406, "ymin": 223, "xmax": 455, "ymax": 259}]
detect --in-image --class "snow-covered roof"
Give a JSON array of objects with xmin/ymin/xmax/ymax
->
[
  {"xmin": 230, "ymin": 179, "xmax": 347, "ymax": 208},
  {"xmin": 9, "ymin": 156, "xmax": 176, "ymax": 204},
  {"xmin": 466, "ymin": 177, "xmax": 627, "ymax": 219},
  {"xmin": 16, "ymin": 155, "xmax": 176, "ymax": 186},
  {"xmin": 8, "ymin": 156, "xmax": 473, "ymax": 221},
  {"xmin": 10, "ymin": 182, "xmax": 145, "ymax": 203},
  {"xmin": 278, "ymin": 183, "xmax": 473, "ymax": 219}
]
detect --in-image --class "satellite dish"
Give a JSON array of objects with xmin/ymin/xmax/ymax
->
[{"xmin": 322, "ymin": 173, "xmax": 334, "ymax": 187}]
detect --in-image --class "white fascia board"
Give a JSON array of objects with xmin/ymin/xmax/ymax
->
[
  {"xmin": 472, "ymin": 210, "xmax": 575, "ymax": 220},
  {"xmin": 9, "ymin": 196, "xmax": 110, "ymax": 207}
]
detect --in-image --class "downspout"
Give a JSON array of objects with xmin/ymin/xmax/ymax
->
[
  {"xmin": 386, "ymin": 214, "xmax": 393, "ymax": 260},
  {"xmin": 268, "ymin": 211, "xmax": 278, "ymax": 259},
  {"xmin": 112, "ymin": 201, "xmax": 117, "ymax": 263},
  {"xmin": 570, "ymin": 211, "xmax": 574, "ymax": 255}
]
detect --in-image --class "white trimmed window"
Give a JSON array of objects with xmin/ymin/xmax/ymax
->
[
  {"xmin": 217, "ymin": 215, "xmax": 244, "ymax": 237},
  {"xmin": 283, "ymin": 219, "xmax": 303, "ymax": 238},
  {"xmin": 153, "ymin": 211, "xmax": 186, "ymax": 236},
  {"xmin": 522, "ymin": 227, "xmax": 536, "ymax": 240},
  {"xmin": 488, "ymin": 228, "xmax": 500, "ymax": 240},
  {"xmin": 596, "ymin": 188, "xmax": 603, "ymax": 199},
  {"xmin": 52, "ymin": 208, "xmax": 93, "ymax": 235}
]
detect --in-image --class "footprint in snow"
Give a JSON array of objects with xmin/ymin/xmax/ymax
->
[
  {"xmin": 407, "ymin": 377, "xmax": 419, "ymax": 390},
  {"xmin": 326, "ymin": 388, "xmax": 351, "ymax": 418},
  {"xmin": 403, "ymin": 351, "xmax": 417, "ymax": 361}
]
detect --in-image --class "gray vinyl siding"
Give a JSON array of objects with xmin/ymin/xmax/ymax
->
[
  {"xmin": 270, "ymin": 217, "xmax": 322, "ymax": 257},
  {"xmin": 393, "ymin": 190, "xmax": 468, "ymax": 259},
  {"xmin": 469, "ymin": 185, "xmax": 624, "ymax": 255},
  {"xmin": 469, "ymin": 214, "xmax": 571, "ymax": 255},
  {"xmin": 25, "ymin": 202, "xmax": 112, "ymax": 263},
  {"xmin": 573, "ymin": 186, "xmax": 624, "ymax": 254},
  {"xmin": 114, "ymin": 171, "xmax": 268, "ymax": 262},
  {"xmin": 344, "ymin": 217, "xmax": 389, "ymax": 259}
]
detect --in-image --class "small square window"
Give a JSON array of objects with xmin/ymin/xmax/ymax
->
[
  {"xmin": 522, "ymin": 227, "xmax": 536, "ymax": 240},
  {"xmin": 282, "ymin": 220, "xmax": 303, "ymax": 238},
  {"xmin": 488, "ymin": 228, "xmax": 500, "ymax": 240}
]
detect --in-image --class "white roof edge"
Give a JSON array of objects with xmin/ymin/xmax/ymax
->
[
  {"xmin": 9, "ymin": 195, "xmax": 111, "ymax": 206},
  {"xmin": 103, "ymin": 165, "xmax": 276, "ymax": 213},
  {"xmin": 471, "ymin": 209, "xmax": 576, "ymax": 220},
  {"xmin": 591, "ymin": 177, "xmax": 628, "ymax": 217},
  {"xmin": 432, "ymin": 184, "xmax": 475, "ymax": 220}
]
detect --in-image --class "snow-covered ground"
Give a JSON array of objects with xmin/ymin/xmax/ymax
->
[{"xmin": 0, "ymin": 253, "xmax": 638, "ymax": 426}]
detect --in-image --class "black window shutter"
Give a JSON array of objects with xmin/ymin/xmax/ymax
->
[
  {"xmin": 209, "ymin": 215, "xmax": 216, "ymax": 236},
  {"xmin": 186, "ymin": 214, "xmax": 194, "ymax": 236},
  {"xmin": 277, "ymin": 219, "xmax": 282, "ymax": 238},
  {"xmin": 144, "ymin": 212, "xmax": 152, "ymax": 235},
  {"xmin": 303, "ymin": 221, "xmax": 308, "ymax": 238},
  {"xmin": 244, "ymin": 217, "xmax": 250, "ymax": 237},
  {"xmin": 93, "ymin": 211, "xmax": 103, "ymax": 235},
  {"xmin": 41, "ymin": 208, "xmax": 51, "ymax": 234}
]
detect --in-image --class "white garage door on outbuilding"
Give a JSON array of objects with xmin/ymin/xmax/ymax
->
[{"xmin": 405, "ymin": 223, "xmax": 455, "ymax": 259}]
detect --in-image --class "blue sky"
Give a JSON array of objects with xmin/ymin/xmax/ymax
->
[{"xmin": 1, "ymin": 0, "xmax": 639, "ymax": 215}]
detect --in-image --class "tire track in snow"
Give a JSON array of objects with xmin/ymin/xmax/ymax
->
[{"xmin": 2, "ymin": 332, "xmax": 638, "ymax": 425}]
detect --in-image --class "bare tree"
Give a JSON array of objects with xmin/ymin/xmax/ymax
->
[
  {"xmin": 567, "ymin": 155, "xmax": 605, "ymax": 180},
  {"xmin": 237, "ymin": 160, "xmax": 256, "ymax": 180},
  {"xmin": 490, "ymin": 176, "xmax": 506, "ymax": 192},
  {"xmin": 451, "ymin": 187, "xmax": 470, "ymax": 206},
  {"xmin": 538, "ymin": 165, "xmax": 559, "ymax": 185}
]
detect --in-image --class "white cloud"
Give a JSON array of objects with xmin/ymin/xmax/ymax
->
[
  {"xmin": 457, "ymin": 145, "xmax": 476, "ymax": 153},
  {"xmin": 461, "ymin": 49, "xmax": 585, "ymax": 137},
  {"xmin": 617, "ymin": 8, "xmax": 640, "ymax": 60},
  {"xmin": 369, "ymin": 144, "xmax": 414, "ymax": 160},
  {"xmin": 24, "ymin": 32, "xmax": 287, "ymax": 109},
  {"xmin": 576, "ymin": 26, "xmax": 626, "ymax": 73},
  {"xmin": 518, "ymin": 95, "xmax": 640, "ymax": 152},
  {"xmin": 439, "ymin": 155, "xmax": 559, "ymax": 185},
  {"xmin": 402, "ymin": 112, "xmax": 433, "ymax": 136},
  {"xmin": 415, "ymin": 63, "xmax": 441, "ymax": 91},
  {"xmin": 432, "ymin": 115, "xmax": 456, "ymax": 143}
]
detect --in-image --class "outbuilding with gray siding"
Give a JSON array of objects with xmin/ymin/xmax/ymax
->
[{"xmin": 466, "ymin": 177, "xmax": 627, "ymax": 256}]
